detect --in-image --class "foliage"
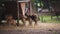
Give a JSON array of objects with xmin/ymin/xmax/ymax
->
[{"xmin": 39, "ymin": 15, "xmax": 60, "ymax": 23}]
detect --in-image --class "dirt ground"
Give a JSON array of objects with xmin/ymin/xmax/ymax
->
[
  {"xmin": 0, "ymin": 21, "xmax": 60, "ymax": 34},
  {"xmin": 0, "ymin": 21, "xmax": 60, "ymax": 30}
]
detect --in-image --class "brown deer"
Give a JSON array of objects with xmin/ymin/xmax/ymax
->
[
  {"xmin": 25, "ymin": 13, "xmax": 38, "ymax": 25},
  {"xmin": 5, "ymin": 15, "xmax": 16, "ymax": 26}
]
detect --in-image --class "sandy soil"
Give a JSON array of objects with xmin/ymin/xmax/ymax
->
[
  {"xmin": 0, "ymin": 21, "xmax": 60, "ymax": 31},
  {"xmin": 0, "ymin": 21, "xmax": 60, "ymax": 34}
]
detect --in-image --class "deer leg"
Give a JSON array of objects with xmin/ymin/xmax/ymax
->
[
  {"xmin": 34, "ymin": 19, "xmax": 37, "ymax": 25},
  {"xmin": 21, "ymin": 18, "xmax": 25, "ymax": 25},
  {"xmin": 29, "ymin": 18, "xmax": 32, "ymax": 25}
]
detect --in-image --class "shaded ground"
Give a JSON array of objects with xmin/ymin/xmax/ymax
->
[
  {"xmin": 0, "ymin": 21, "xmax": 60, "ymax": 34},
  {"xmin": 0, "ymin": 30, "xmax": 59, "ymax": 34}
]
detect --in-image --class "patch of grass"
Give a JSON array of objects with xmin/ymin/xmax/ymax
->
[{"xmin": 39, "ymin": 15, "xmax": 60, "ymax": 23}]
